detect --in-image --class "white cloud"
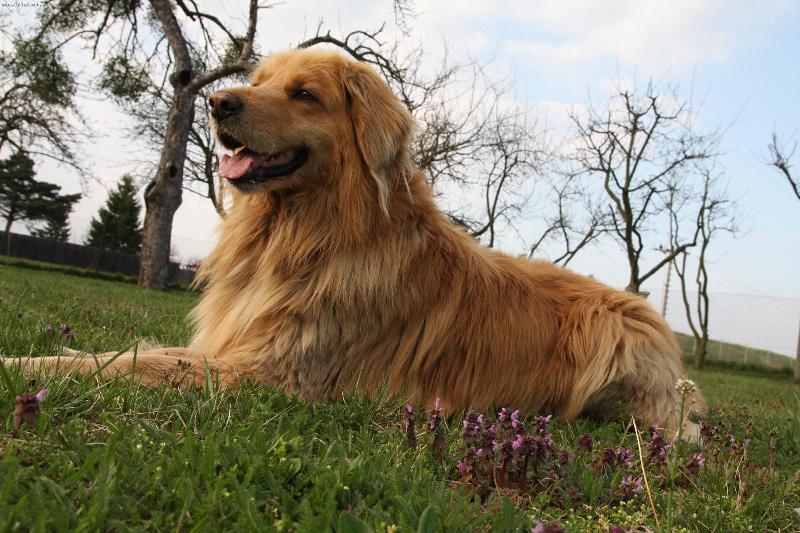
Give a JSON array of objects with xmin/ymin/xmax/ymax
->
[{"xmin": 416, "ymin": 0, "xmax": 796, "ymax": 74}]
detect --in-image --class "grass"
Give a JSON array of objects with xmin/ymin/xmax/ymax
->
[
  {"xmin": 0, "ymin": 255, "xmax": 139, "ymax": 287},
  {"xmin": 0, "ymin": 263, "xmax": 799, "ymax": 531}
]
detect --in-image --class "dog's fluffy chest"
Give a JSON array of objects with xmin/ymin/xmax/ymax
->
[{"xmin": 189, "ymin": 249, "xmax": 397, "ymax": 398}]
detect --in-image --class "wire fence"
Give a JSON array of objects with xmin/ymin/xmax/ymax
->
[
  {"xmin": 648, "ymin": 289, "xmax": 799, "ymax": 371},
  {"xmin": 62, "ymin": 214, "xmax": 215, "ymax": 268}
]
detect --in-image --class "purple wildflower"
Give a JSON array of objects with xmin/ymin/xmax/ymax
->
[
  {"xmin": 427, "ymin": 398, "xmax": 442, "ymax": 432},
  {"xmin": 616, "ymin": 447, "xmax": 634, "ymax": 466},
  {"xmin": 65, "ymin": 331, "xmax": 76, "ymax": 341},
  {"xmin": 683, "ymin": 452, "xmax": 705, "ymax": 477},
  {"xmin": 538, "ymin": 433, "xmax": 555, "ymax": 458},
  {"xmin": 511, "ymin": 409, "xmax": 524, "ymax": 434},
  {"xmin": 768, "ymin": 428, "xmax": 778, "ymax": 470},
  {"xmin": 45, "ymin": 324, "xmax": 54, "ymax": 335},
  {"xmin": 533, "ymin": 414, "xmax": 552, "ymax": 435},
  {"xmin": 591, "ymin": 447, "xmax": 632, "ymax": 470},
  {"xmin": 649, "ymin": 423, "xmax": 672, "ymax": 466},
  {"xmin": 494, "ymin": 439, "xmax": 514, "ymax": 487},
  {"xmin": 497, "ymin": 407, "xmax": 513, "ymax": 434},
  {"xmin": 592, "ymin": 447, "xmax": 616, "ymax": 470},
  {"xmin": 13, "ymin": 389, "xmax": 47, "ymax": 435},
  {"xmin": 401, "ymin": 404, "xmax": 417, "ymax": 449},
  {"xmin": 531, "ymin": 519, "xmax": 566, "ymax": 533},
  {"xmin": 427, "ymin": 398, "xmax": 447, "ymax": 462},
  {"xmin": 59, "ymin": 323, "xmax": 70, "ymax": 334},
  {"xmin": 699, "ymin": 421, "xmax": 716, "ymax": 442},
  {"xmin": 461, "ymin": 412, "xmax": 482, "ymax": 446},
  {"xmin": 457, "ymin": 446, "xmax": 494, "ymax": 496},
  {"xmin": 618, "ymin": 475, "xmax": 644, "ymax": 499},
  {"xmin": 557, "ymin": 450, "xmax": 573, "ymax": 465},
  {"xmin": 577, "ymin": 433, "xmax": 594, "ymax": 453}
]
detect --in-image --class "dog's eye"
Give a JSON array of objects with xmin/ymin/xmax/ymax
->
[{"xmin": 292, "ymin": 88, "xmax": 317, "ymax": 102}]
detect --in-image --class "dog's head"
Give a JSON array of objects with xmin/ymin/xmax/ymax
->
[{"xmin": 210, "ymin": 48, "xmax": 414, "ymax": 210}]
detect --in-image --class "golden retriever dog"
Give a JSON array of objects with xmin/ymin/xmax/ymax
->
[{"xmin": 3, "ymin": 48, "xmax": 700, "ymax": 438}]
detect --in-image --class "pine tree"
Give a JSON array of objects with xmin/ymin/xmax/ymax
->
[
  {"xmin": 0, "ymin": 151, "xmax": 80, "ymax": 251},
  {"xmin": 30, "ymin": 202, "xmax": 72, "ymax": 241},
  {"xmin": 86, "ymin": 175, "xmax": 142, "ymax": 254}
]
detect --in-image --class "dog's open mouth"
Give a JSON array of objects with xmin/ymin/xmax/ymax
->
[{"xmin": 217, "ymin": 133, "xmax": 308, "ymax": 184}]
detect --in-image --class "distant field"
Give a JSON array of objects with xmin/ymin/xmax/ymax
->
[{"xmin": 1, "ymin": 264, "xmax": 798, "ymax": 531}]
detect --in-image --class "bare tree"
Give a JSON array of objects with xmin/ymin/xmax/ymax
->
[
  {"xmin": 569, "ymin": 82, "xmax": 721, "ymax": 292},
  {"xmin": 127, "ymin": 80, "xmax": 229, "ymax": 218},
  {"xmin": 527, "ymin": 171, "xmax": 612, "ymax": 266},
  {"xmin": 670, "ymin": 170, "xmax": 738, "ymax": 369},
  {"xmin": 768, "ymin": 132, "xmax": 799, "ymax": 201},
  {"xmin": 29, "ymin": 0, "xmax": 267, "ymax": 289},
  {"xmin": 768, "ymin": 131, "xmax": 800, "ymax": 378}
]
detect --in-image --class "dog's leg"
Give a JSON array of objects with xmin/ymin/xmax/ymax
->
[
  {"xmin": 60, "ymin": 346, "xmax": 192, "ymax": 359},
  {"xmin": 1, "ymin": 350, "xmax": 243, "ymax": 388}
]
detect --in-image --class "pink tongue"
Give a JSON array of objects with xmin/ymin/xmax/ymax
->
[{"xmin": 219, "ymin": 152, "xmax": 255, "ymax": 180}]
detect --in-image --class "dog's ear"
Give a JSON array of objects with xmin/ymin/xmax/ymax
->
[{"xmin": 343, "ymin": 61, "xmax": 414, "ymax": 215}]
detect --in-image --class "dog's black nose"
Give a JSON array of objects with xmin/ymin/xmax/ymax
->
[{"xmin": 209, "ymin": 91, "xmax": 244, "ymax": 121}]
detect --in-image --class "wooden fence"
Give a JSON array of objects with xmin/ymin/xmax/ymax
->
[{"xmin": 0, "ymin": 231, "xmax": 196, "ymax": 287}]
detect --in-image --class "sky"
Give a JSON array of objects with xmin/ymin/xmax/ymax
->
[{"xmin": 3, "ymin": 1, "xmax": 800, "ymax": 355}]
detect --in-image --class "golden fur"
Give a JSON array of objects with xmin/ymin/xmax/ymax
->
[{"xmin": 4, "ymin": 49, "xmax": 700, "ymax": 437}]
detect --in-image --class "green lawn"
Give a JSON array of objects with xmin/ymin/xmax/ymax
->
[{"xmin": 1, "ymin": 264, "xmax": 798, "ymax": 531}]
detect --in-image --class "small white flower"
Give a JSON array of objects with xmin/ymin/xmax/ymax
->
[{"xmin": 675, "ymin": 379, "xmax": 697, "ymax": 395}]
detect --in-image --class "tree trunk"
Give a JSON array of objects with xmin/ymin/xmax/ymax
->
[
  {"xmin": 4, "ymin": 215, "xmax": 12, "ymax": 256},
  {"xmin": 693, "ymin": 335, "xmax": 708, "ymax": 369},
  {"xmin": 138, "ymin": 89, "xmax": 195, "ymax": 289}
]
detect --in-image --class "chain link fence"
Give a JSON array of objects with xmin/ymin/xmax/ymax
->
[{"xmin": 648, "ymin": 289, "xmax": 799, "ymax": 372}]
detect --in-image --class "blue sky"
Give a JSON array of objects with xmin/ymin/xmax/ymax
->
[{"xmin": 4, "ymin": 1, "xmax": 800, "ymax": 353}]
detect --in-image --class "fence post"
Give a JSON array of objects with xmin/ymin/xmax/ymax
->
[
  {"xmin": 661, "ymin": 261, "xmax": 672, "ymax": 317},
  {"xmin": 795, "ymin": 312, "xmax": 799, "ymax": 379}
]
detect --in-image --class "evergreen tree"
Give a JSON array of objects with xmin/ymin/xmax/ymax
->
[
  {"xmin": 86, "ymin": 175, "xmax": 142, "ymax": 254},
  {"xmin": 0, "ymin": 151, "xmax": 80, "ymax": 252},
  {"xmin": 30, "ymin": 201, "xmax": 72, "ymax": 241}
]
